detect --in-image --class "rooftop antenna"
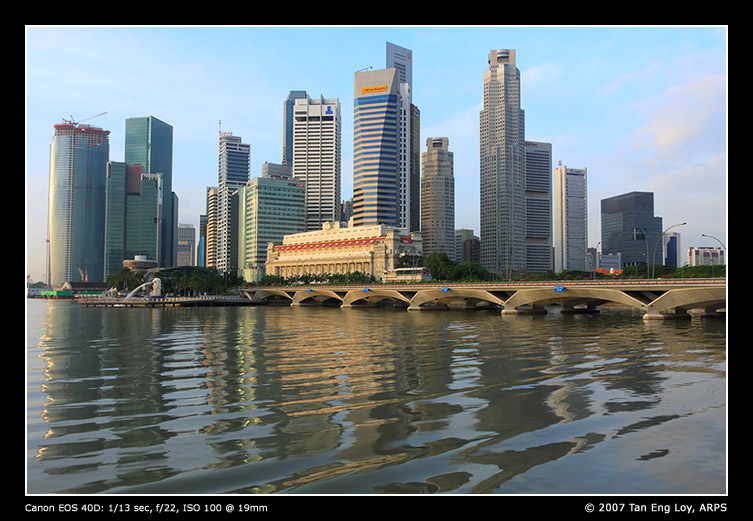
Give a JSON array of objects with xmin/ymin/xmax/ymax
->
[
  {"xmin": 356, "ymin": 66, "xmax": 373, "ymax": 73},
  {"xmin": 218, "ymin": 119, "xmax": 233, "ymax": 138}
]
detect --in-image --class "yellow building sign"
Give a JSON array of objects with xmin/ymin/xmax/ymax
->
[{"xmin": 361, "ymin": 85, "xmax": 388, "ymax": 94}]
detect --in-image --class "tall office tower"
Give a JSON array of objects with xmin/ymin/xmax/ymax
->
[
  {"xmin": 387, "ymin": 42, "xmax": 420, "ymax": 231},
  {"xmin": 387, "ymin": 42, "xmax": 412, "ymax": 87},
  {"xmin": 291, "ymin": 95, "xmax": 341, "ymax": 231},
  {"xmin": 525, "ymin": 141, "xmax": 553, "ymax": 272},
  {"xmin": 205, "ymin": 187, "xmax": 218, "ymax": 268},
  {"xmin": 601, "ymin": 191, "xmax": 662, "ymax": 268},
  {"xmin": 177, "ymin": 224, "xmax": 196, "ymax": 266},
  {"xmin": 409, "ymin": 106, "xmax": 421, "ymax": 231},
  {"xmin": 553, "ymin": 164, "xmax": 588, "ymax": 272},
  {"xmin": 47, "ymin": 121, "xmax": 110, "ymax": 287},
  {"xmin": 479, "ymin": 50, "xmax": 526, "ymax": 277},
  {"xmin": 283, "ymin": 90, "xmax": 308, "ymax": 166},
  {"xmin": 104, "ymin": 160, "xmax": 163, "ymax": 278},
  {"xmin": 353, "ymin": 67, "xmax": 403, "ymax": 228},
  {"xmin": 124, "ymin": 116, "xmax": 176, "ymax": 268},
  {"xmin": 217, "ymin": 132, "xmax": 250, "ymax": 273},
  {"xmin": 386, "ymin": 42, "xmax": 421, "ymax": 231},
  {"xmin": 238, "ymin": 176, "xmax": 306, "ymax": 283},
  {"xmin": 420, "ymin": 137, "xmax": 455, "ymax": 256}
]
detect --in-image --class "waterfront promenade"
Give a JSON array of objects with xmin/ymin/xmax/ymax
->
[
  {"xmin": 79, "ymin": 294, "xmax": 253, "ymax": 308},
  {"xmin": 240, "ymin": 278, "xmax": 726, "ymax": 320}
]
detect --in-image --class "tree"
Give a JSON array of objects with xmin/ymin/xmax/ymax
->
[{"xmin": 423, "ymin": 252, "xmax": 454, "ymax": 280}]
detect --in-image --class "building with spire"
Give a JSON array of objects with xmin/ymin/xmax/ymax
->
[{"xmin": 216, "ymin": 130, "xmax": 250, "ymax": 274}]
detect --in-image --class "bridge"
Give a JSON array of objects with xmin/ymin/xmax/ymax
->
[{"xmin": 239, "ymin": 279, "xmax": 726, "ymax": 320}]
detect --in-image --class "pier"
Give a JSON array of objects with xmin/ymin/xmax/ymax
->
[{"xmin": 79, "ymin": 295, "xmax": 256, "ymax": 308}]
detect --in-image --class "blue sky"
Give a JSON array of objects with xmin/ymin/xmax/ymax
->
[{"xmin": 25, "ymin": 26, "xmax": 727, "ymax": 282}]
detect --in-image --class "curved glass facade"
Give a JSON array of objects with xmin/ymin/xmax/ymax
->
[{"xmin": 48, "ymin": 124, "xmax": 110, "ymax": 287}]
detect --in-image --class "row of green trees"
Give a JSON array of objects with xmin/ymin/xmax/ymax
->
[
  {"xmin": 105, "ymin": 267, "xmax": 235, "ymax": 296},
  {"xmin": 257, "ymin": 271, "xmax": 376, "ymax": 286}
]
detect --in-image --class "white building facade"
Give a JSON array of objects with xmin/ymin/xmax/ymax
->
[
  {"xmin": 291, "ymin": 95, "xmax": 342, "ymax": 232},
  {"xmin": 553, "ymin": 164, "xmax": 588, "ymax": 272}
]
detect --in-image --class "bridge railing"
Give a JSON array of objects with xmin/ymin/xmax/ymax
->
[{"xmin": 244, "ymin": 278, "xmax": 725, "ymax": 291}]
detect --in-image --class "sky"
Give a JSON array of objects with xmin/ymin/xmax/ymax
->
[{"xmin": 25, "ymin": 25, "xmax": 727, "ymax": 283}]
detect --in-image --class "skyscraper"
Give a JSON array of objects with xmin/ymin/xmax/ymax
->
[
  {"xmin": 601, "ymin": 191, "xmax": 662, "ymax": 268},
  {"xmin": 352, "ymin": 67, "xmax": 402, "ymax": 228},
  {"xmin": 104, "ymin": 161, "xmax": 165, "ymax": 279},
  {"xmin": 217, "ymin": 131, "xmax": 250, "ymax": 273},
  {"xmin": 124, "ymin": 116, "xmax": 176, "ymax": 268},
  {"xmin": 420, "ymin": 137, "xmax": 455, "ymax": 256},
  {"xmin": 525, "ymin": 141, "xmax": 553, "ymax": 272},
  {"xmin": 291, "ymin": 95, "xmax": 341, "ymax": 231},
  {"xmin": 283, "ymin": 90, "xmax": 308, "ymax": 166},
  {"xmin": 387, "ymin": 42, "xmax": 420, "ymax": 232},
  {"xmin": 205, "ymin": 187, "xmax": 218, "ymax": 269},
  {"xmin": 479, "ymin": 49, "xmax": 526, "ymax": 277},
  {"xmin": 553, "ymin": 164, "xmax": 588, "ymax": 272},
  {"xmin": 47, "ymin": 121, "xmax": 110, "ymax": 287},
  {"xmin": 352, "ymin": 43, "xmax": 418, "ymax": 231},
  {"xmin": 238, "ymin": 176, "xmax": 306, "ymax": 282}
]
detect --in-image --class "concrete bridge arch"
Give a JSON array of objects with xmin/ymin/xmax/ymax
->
[{"xmin": 240, "ymin": 280, "xmax": 726, "ymax": 320}]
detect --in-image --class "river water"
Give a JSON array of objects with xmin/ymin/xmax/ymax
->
[{"xmin": 26, "ymin": 298, "xmax": 726, "ymax": 495}]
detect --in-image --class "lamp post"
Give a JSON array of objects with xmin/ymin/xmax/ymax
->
[
  {"xmin": 701, "ymin": 234, "xmax": 726, "ymax": 250},
  {"xmin": 634, "ymin": 227, "xmax": 649, "ymax": 277},
  {"xmin": 701, "ymin": 234, "xmax": 726, "ymax": 278},
  {"xmin": 652, "ymin": 222, "xmax": 686, "ymax": 278}
]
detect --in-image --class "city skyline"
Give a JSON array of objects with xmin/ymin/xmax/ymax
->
[{"xmin": 26, "ymin": 26, "xmax": 727, "ymax": 282}]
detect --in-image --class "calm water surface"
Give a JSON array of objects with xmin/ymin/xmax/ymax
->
[{"xmin": 26, "ymin": 299, "xmax": 726, "ymax": 495}]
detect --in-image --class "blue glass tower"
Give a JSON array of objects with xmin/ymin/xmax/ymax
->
[
  {"xmin": 47, "ymin": 122, "xmax": 110, "ymax": 286},
  {"xmin": 352, "ymin": 68, "xmax": 401, "ymax": 227}
]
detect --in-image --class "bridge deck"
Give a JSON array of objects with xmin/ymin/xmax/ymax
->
[{"xmin": 240, "ymin": 279, "xmax": 726, "ymax": 320}]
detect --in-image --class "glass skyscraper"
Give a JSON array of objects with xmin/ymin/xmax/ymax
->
[
  {"xmin": 124, "ymin": 116, "xmax": 175, "ymax": 268},
  {"xmin": 601, "ymin": 191, "xmax": 662, "ymax": 268},
  {"xmin": 104, "ymin": 161, "xmax": 160, "ymax": 279},
  {"xmin": 283, "ymin": 90, "xmax": 308, "ymax": 166},
  {"xmin": 352, "ymin": 67, "xmax": 402, "ymax": 228},
  {"xmin": 47, "ymin": 122, "xmax": 110, "ymax": 287}
]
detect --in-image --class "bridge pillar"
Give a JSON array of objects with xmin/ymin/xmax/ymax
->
[
  {"xmin": 642, "ymin": 310, "xmax": 691, "ymax": 320},
  {"xmin": 700, "ymin": 305, "xmax": 726, "ymax": 318},
  {"xmin": 501, "ymin": 305, "xmax": 547, "ymax": 316}
]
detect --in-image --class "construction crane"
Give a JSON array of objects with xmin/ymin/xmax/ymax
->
[{"xmin": 62, "ymin": 112, "xmax": 107, "ymax": 126}]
